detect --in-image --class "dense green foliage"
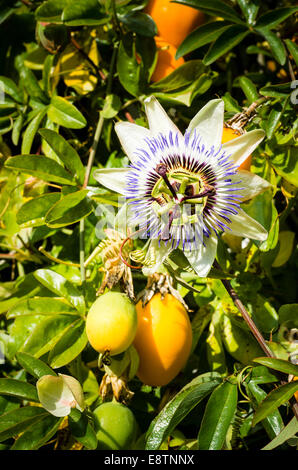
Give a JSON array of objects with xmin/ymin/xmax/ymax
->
[{"xmin": 0, "ymin": 0, "xmax": 298, "ymax": 451}]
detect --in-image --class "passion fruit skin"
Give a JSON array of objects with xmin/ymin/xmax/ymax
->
[
  {"xmin": 222, "ymin": 127, "xmax": 252, "ymax": 171},
  {"xmin": 86, "ymin": 292, "xmax": 137, "ymax": 356},
  {"xmin": 134, "ymin": 293, "xmax": 192, "ymax": 387},
  {"xmin": 93, "ymin": 402, "xmax": 138, "ymax": 450}
]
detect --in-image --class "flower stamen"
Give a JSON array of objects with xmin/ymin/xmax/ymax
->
[
  {"xmin": 155, "ymin": 163, "xmax": 178, "ymax": 201},
  {"xmin": 182, "ymin": 184, "xmax": 216, "ymax": 202}
]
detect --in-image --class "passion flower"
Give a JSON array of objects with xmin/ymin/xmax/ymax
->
[{"xmin": 94, "ymin": 96, "xmax": 271, "ymax": 277}]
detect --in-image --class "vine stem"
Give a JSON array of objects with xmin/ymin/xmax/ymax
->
[
  {"xmin": 79, "ymin": 43, "xmax": 118, "ymax": 285},
  {"xmin": 214, "ymin": 260, "xmax": 274, "ymax": 358}
]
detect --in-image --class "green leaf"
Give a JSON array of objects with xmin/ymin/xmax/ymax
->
[
  {"xmin": 150, "ymin": 59, "xmax": 208, "ymax": 92},
  {"xmin": 48, "ymin": 319, "xmax": 87, "ymax": 369},
  {"xmin": 44, "ymin": 189, "xmax": 93, "ymax": 228},
  {"xmin": 272, "ymin": 230, "xmax": 295, "ymax": 268},
  {"xmin": 4, "ymin": 155, "xmax": 77, "ymax": 186},
  {"xmin": 21, "ymin": 315, "xmax": 80, "ymax": 358},
  {"xmin": 278, "ymin": 304, "xmax": 298, "ymax": 326},
  {"xmin": 266, "ymin": 101, "xmax": 285, "ymax": 139},
  {"xmin": 0, "ymin": 379, "xmax": 39, "ymax": 402},
  {"xmin": 48, "ymin": 96, "xmax": 87, "ymax": 129},
  {"xmin": 100, "ymin": 94, "xmax": 122, "ymax": 119},
  {"xmin": 176, "ymin": 21, "xmax": 231, "ymax": 59},
  {"xmin": 12, "ymin": 113, "xmax": 24, "ymax": 146},
  {"xmin": 269, "ymin": 146, "xmax": 298, "ymax": 187},
  {"xmin": 42, "ymin": 54, "xmax": 56, "ymax": 97},
  {"xmin": 256, "ymin": 28, "xmax": 286, "ymax": 65},
  {"xmin": 247, "ymin": 382, "xmax": 284, "ymax": 439},
  {"xmin": 251, "ymin": 294, "xmax": 279, "ymax": 334},
  {"xmin": 173, "ymin": 0, "xmax": 243, "ymax": 23},
  {"xmin": 238, "ymin": 76, "xmax": 259, "ymax": 104},
  {"xmin": 145, "ymin": 372, "xmax": 222, "ymax": 450},
  {"xmin": 21, "ymin": 108, "xmax": 48, "ymax": 155},
  {"xmin": 0, "ymin": 116, "xmax": 13, "ymax": 135},
  {"xmin": 285, "ymin": 39, "xmax": 298, "ymax": 67},
  {"xmin": 0, "ymin": 406, "xmax": 47, "ymax": 442},
  {"xmin": 61, "ymin": 0, "xmax": 106, "ymax": 26},
  {"xmin": 39, "ymin": 128, "xmax": 85, "ymax": 184},
  {"xmin": 33, "ymin": 269, "xmax": 85, "ymax": 314},
  {"xmin": 16, "ymin": 352, "xmax": 57, "ymax": 379},
  {"xmin": 203, "ymin": 25, "xmax": 249, "ymax": 65},
  {"xmin": 16, "ymin": 192, "xmax": 61, "ymax": 227},
  {"xmin": 11, "ymin": 414, "xmax": 63, "ymax": 450},
  {"xmin": 255, "ymin": 7, "xmax": 298, "ymax": 30},
  {"xmin": 120, "ymin": 12, "xmax": 157, "ymax": 37},
  {"xmin": 249, "ymin": 365, "xmax": 279, "ymax": 385},
  {"xmin": 222, "ymin": 92, "xmax": 242, "ymax": 113},
  {"xmin": 117, "ymin": 33, "xmax": 143, "ymax": 97},
  {"xmin": 252, "ymin": 381, "xmax": 298, "ymax": 427},
  {"xmin": 260, "ymin": 82, "xmax": 291, "ymax": 98},
  {"xmin": 7, "ymin": 297, "xmax": 78, "ymax": 319},
  {"xmin": 253, "ymin": 358, "xmax": 298, "ymax": 377},
  {"xmin": 15, "ymin": 56, "xmax": 48, "ymax": 104},
  {"xmin": 35, "ymin": 0, "xmax": 68, "ymax": 22},
  {"xmin": 237, "ymin": 0, "xmax": 259, "ymax": 25},
  {"xmin": 0, "ymin": 76, "xmax": 23, "ymax": 103},
  {"xmin": 68, "ymin": 408, "xmax": 98, "ymax": 450},
  {"xmin": 197, "ymin": 380, "xmax": 238, "ymax": 450},
  {"xmin": 262, "ymin": 417, "xmax": 298, "ymax": 450}
]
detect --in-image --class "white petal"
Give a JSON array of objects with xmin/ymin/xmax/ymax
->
[
  {"xmin": 184, "ymin": 235, "xmax": 218, "ymax": 278},
  {"xmin": 114, "ymin": 121, "xmax": 151, "ymax": 163},
  {"xmin": 142, "ymin": 239, "xmax": 173, "ymax": 276},
  {"xmin": 222, "ymin": 129, "xmax": 265, "ymax": 167},
  {"xmin": 93, "ymin": 168, "xmax": 128, "ymax": 195},
  {"xmin": 144, "ymin": 95, "xmax": 182, "ymax": 137},
  {"xmin": 186, "ymin": 99, "xmax": 224, "ymax": 149},
  {"xmin": 114, "ymin": 201, "xmax": 136, "ymax": 234},
  {"xmin": 230, "ymin": 169, "xmax": 272, "ymax": 202},
  {"xmin": 228, "ymin": 208, "xmax": 267, "ymax": 241}
]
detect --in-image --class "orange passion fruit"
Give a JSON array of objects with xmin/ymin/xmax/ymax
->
[
  {"xmin": 86, "ymin": 291, "xmax": 137, "ymax": 356},
  {"xmin": 145, "ymin": 0, "xmax": 205, "ymax": 48},
  {"xmin": 133, "ymin": 293, "xmax": 192, "ymax": 387},
  {"xmin": 222, "ymin": 126, "xmax": 252, "ymax": 171},
  {"xmin": 151, "ymin": 36, "xmax": 185, "ymax": 82}
]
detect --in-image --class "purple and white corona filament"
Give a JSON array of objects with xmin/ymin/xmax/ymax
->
[{"xmin": 94, "ymin": 96, "xmax": 271, "ymax": 277}]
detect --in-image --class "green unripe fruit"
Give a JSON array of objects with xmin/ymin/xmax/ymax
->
[
  {"xmin": 93, "ymin": 402, "xmax": 138, "ymax": 450},
  {"xmin": 86, "ymin": 292, "xmax": 137, "ymax": 356}
]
